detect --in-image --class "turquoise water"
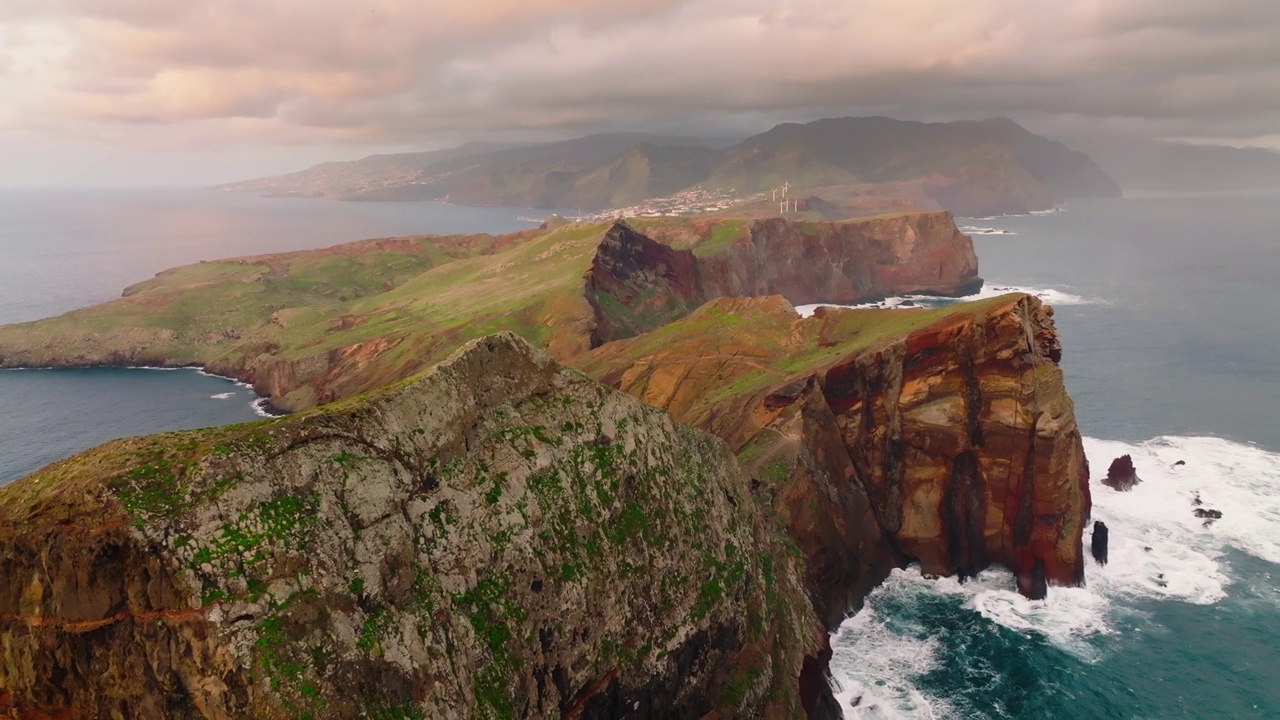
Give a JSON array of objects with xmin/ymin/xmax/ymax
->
[
  {"xmin": 827, "ymin": 196, "xmax": 1280, "ymax": 719},
  {"xmin": 0, "ymin": 188, "xmax": 543, "ymax": 483}
]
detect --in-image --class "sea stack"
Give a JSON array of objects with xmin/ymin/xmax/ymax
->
[
  {"xmin": 1103, "ymin": 454, "xmax": 1142, "ymax": 491},
  {"xmin": 1091, "ymin": 521, "xmax": 1109, "ymax": 565}
]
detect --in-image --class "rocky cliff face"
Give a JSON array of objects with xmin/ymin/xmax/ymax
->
[
  {"xmin": 587, "ymin": 213, "xmax": 981, "ymax": 347},
  {"xmin": 0, "ymin": 334, "xmax": 826, "ymax": 719},
  {"xmin": 582, "ymin": 293, "xmax": 1089, "ymax": 615},
  {"xmin": 821, "ymin": 296, "xmax": 1090, "ymax": 597}
]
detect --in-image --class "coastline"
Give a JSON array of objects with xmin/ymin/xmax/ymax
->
[{"xmin": 1, "ymin": 363, "xmax": 290, "ymax": 418}]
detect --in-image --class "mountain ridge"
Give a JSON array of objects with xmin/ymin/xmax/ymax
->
[{"xmin": 217, "ymin": 117, "xmax": 1120, "ymax": 217}]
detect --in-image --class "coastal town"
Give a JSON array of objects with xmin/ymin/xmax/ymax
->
[{"xmin": 520, "ymin": 185, "xmax": 772, "ymax": 224}]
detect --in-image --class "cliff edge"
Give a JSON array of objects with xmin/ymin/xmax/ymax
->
[
  {"xmin": 0, "ymin": 334, "xmax": 826, "ymax": 719},
  {"xmin": 580, "ymin": 293, "xmax": 1090, "ymax": 617}
]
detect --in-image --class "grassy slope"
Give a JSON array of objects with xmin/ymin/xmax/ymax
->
[
  {"xmin": 0, "ymin": 223, "xmax": 610, "ymax": 382},
  {"xmin": 0, "ymin": 214, "xmax": 980, "ymax": 413},
  {"xmin": 2, "ymin": 293, "xmax": 1021, "ymax": 527},
  {"xmin": 577, "ymin": 294, "xmax": 1019, "ymax": 445}
]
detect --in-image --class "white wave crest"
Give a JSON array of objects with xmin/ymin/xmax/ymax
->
[
  {"xmin": 793, "ymin": 284, "xmax": 1096, "ymax": 318},
  {"xmin": 210, "ymin": 392, "xmax": 235, "ymax": 400},
  {"xmin": 959, "ymin": 226, "xmax": 1018, "ymax": 236},
  {"xmin": 829, "ymin": 434, "xmax": 1280, "ymax": 717}
]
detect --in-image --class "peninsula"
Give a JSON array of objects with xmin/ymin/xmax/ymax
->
[{"xmin": 0, "ymin": 212, "xmax": 1090, "ymax": 718}]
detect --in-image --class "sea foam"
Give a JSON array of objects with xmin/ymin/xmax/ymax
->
[
  {"xmin": 829, "ymin": 572, "xmax": 957, "ymax": 719},
  {"xmin": 828, "ymin": 434, "xmax": 1280, "ymax": 716},
  {"xmin": 793, "ymin": 284, "xmax": 1096, "ymax": 318},
  {"xmin": 959, "ymin": 226, "xmax": 1018, "ymax": 236}
]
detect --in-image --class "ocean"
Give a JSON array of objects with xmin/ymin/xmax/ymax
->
[
  {"xmin": 823, "ymin": 196, "xmax": 1280, "ymax": 719},
  {"xmin": 1, "ymin": 189, "xmax": 1277, "ymax": 718}
]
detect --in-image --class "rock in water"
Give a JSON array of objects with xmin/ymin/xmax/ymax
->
[
  {"xmin": 1091, "ymin": 521, "xmax": 1109, "ymax": 565},
  {"xmin": 1103, "ymin": 454, "xmax": 1142, "ymax": 491},
  {"xmin": 1194, "ymin": 508, "xmax": 1224, "ymax": 519},
  {"xmin": 1017, "ymin": 559, "xmax": 1049, "ymax": 601}
]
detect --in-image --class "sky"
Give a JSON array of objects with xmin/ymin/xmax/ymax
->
[{"xmin": 1, "ymin": 0, "xmax": 1278, "ymax": 186}]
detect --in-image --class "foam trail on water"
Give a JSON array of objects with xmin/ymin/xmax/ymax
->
[
  {"xmin": 210, "ymin": 392, "xmax": 235, "ymax": 400},
  {"xmin": 251, "ymin": 398, "xmax": 279, "ymax": 418},
  {"xmin": 794, "ymin": 284, "xmax": 1096, "ymax": 318},
  {"xmin": 963, "ymin": 205, "xmax": 1062, "ymax": 220},
  {"xmin": 959, "ymin": 226, "xmax": 1018, "ymax": 236}
]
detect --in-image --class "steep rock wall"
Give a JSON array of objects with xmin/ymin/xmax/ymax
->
[
  {"xmin": 587, "ymin": 214, "xmax": 981, "ymax": 347},
  {"xmin": 0, "ymin": 334, "xmax": 825, "ymax": 719},
  {"xmin": 821, "ymin": 297, "xmax": 1089, "ymax": 594},
  {"xmin": 583, "ymin": 294, "xmax": 1088, "ymax": 616}
]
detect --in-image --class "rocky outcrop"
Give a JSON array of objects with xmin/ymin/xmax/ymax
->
[
  {"xmin": 586, "ymin": 213, "xmax": 981, "ymax": 347},
  {"xmin": 825, "ymin": 296, "xmax": 1089, "ymax": 594},
  {"xmin": 0, "ymin": 334, "xmax": 824, "ymax": 719},
  {"xmin": 1102, "ymin": 455, "xmax": 1142, "ymax": 491},
  {"xmin": 1091, "ymin": 521, "xmax": 1109, "ymax": 565},
  {"xmin": 583, "ymin": 293, "xmax": 1090, "ymax": 610}
]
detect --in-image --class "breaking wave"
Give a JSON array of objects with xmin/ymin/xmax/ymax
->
[{"xmin": 829, "ymin": 434, "xmax": 1280, "ymax": 717}]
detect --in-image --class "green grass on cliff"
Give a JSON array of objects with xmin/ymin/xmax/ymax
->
[
  {"xmin": 0, "ymin": 213, "xmax": 984, "ymax": 415},
  {"xmin": 0, "ymin": 216, "xmax": 742, "ymax": 407},
  {"xmin": 579, "ymin": 294, "xmax": 1022, "ymax": 430}
]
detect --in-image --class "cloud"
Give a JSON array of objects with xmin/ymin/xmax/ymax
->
[{"xmin": 4, "ymin": 0, "xmax": 1280, "ymax": 148}]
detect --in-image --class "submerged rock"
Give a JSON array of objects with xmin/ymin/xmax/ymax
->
[
  {"xmin": 1103, "ymin": 454, "xmax": 1142, "ymax": 491},
  {"xmin": 1091, "ymin": 521, "xmax": 1109, "ymax": 565}
]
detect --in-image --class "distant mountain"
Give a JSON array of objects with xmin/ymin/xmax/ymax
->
[
  {"xmin": 218, "ymin": 117, "xmax": 1120, "ymax": 216},
  {"xmin": 1055, "ymin": 134, "xmax": 1280, "ymax": 193}
]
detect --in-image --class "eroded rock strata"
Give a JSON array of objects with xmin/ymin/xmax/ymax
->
[
  {"xmin": 582, "ymin": 293, "xmax": 1090, "ymax": 618},
  {"xmin": 0, "ymin": 334, "xmax": 826, "ymax": 719},
  {"xmin": 586, "ymin": 213, "xmax": 981, "ymax": 347}
]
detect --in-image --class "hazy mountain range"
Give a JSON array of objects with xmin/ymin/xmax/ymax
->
[{"xmin": 217, "ymin": 116, "xmax": 1122, "ymax": 217}]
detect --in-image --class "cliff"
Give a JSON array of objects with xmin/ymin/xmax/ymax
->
[
  {"xmin": 0, "ymin": 333, "xmax": 827, "ymax": 719},
  {"xmin": 579, "ymin": 293, "xmax": 1090, "ymax": 617},
  {"xmin": 586, "ymin": 213, "xmax": 979, "ymax": 347},
  {"xmin": 0, "ymin": 213, "xmax": 979, "ymax": 413}
]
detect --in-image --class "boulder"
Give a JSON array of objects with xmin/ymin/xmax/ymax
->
[{"xmin": 1102, "ymin": 454, "xmax": 1142, "ymax": 491}]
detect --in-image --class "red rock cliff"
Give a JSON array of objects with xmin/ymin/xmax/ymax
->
[
  {"xmin": 581, "ymin": 293, "xmax": 1089, "ymax": 615},
  {"xmin": 820, "ymin": 296, "xmax": 1089, "ymax": 596},
  {"xmin": 585, "ymin": 213, "xmax": 981, "ymax": 347}
]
